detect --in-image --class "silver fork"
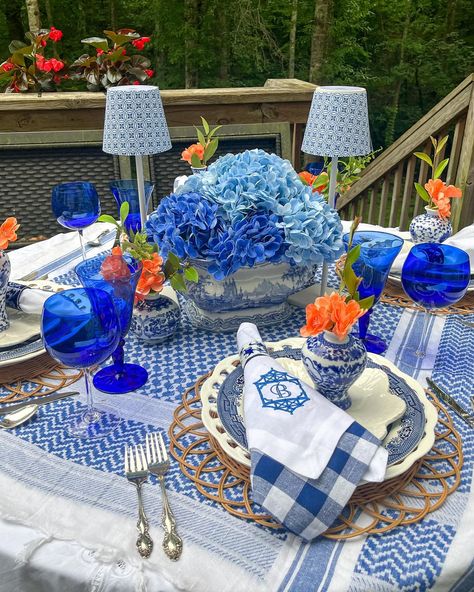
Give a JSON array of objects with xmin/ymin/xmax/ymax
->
[
  {"xmin": 124, "ymin": 444, "xmax": 154, "ymax": 558},
  {"xmin": 146, "ymin": 432, "xmax": 183, "ymax": 561}
]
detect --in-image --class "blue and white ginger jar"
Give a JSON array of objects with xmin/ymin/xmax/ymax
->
[
  {"xmin": 302, "ymin": 331, "xmax": 367, "ymax": 410},
  {"xmin": 0, "ymin": 251, "xmax": 11, "ymax": 332},
  {"xmin": 409, "ymin": 207, "xmax": 452, "ymax": 244},
  {"xmin": 130, "ymin": 288, "xmax": 181, "ymax": 344}
]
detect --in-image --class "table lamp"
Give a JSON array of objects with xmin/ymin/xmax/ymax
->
[
  {"xmin": 302, "ymin": 86, "xmax": 372, "ymax": 295},
  {"xmin": 103, "ymin": 85, "xmax": 172, "ymax": 228}
]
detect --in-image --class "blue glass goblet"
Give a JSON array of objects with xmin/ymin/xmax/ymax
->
[
  {"xmin": 52, "ymin": 182, "xmax": 101, "ymax": 260},
  {"xmin": 75, "ymin": 253, "xmax": 148, "ymax": 394},
  {"xmin": 110, "ymin": 180, "xmax": 154, "ymax": 234},
  {"xmin": 401, "ymin": 243, "xmax": 470, "ymax": 367},
  {"xmin": 41, "ymin": 288, "xmax": 120, "ymax": 439},
  {"xmin": 343, "ymin": 231, "xmax": 404, "ymax": 354}
]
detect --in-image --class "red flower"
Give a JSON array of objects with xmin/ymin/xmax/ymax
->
[
  {"xmin": 49, "ymin": 26, "xmax": 63, "ymax": 42},
  {"xmin": 0, "ymin": 217, "xmax": 20, "ymax": 251},
  {"xmin": 144, "ymin": 69, "xmax": 154, "ymax": 77},
  {"xmin": 40, "ymin": 39, "xmax": 47, "ymax": 47},
  {"xmin": 0, "ymin": 61, "xmax": 14, "ymax": 72},
  {"xmin": 131, "ymin": 36, "xmax": 151, "ymax": 51},
  {"xmin": 132, "ymin": 80, "xmax": 140, "ymax": 85},
  {"xmin": 100, "ymin": 246, "xmax": 131, "ymax": 282},
  {"xmin": 96, "ymin": 48, "xmax": 105, "ymax": 55},
  {"xmin": 35, "ymin": 54, "xmax": 48, "ymax": 72}
]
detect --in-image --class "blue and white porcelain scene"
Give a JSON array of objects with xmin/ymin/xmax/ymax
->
[
  {"xmin": 130, "ymin": 287, "xmax": 181, "ymax": 344},
  {"xmin": 302, "ymin": 332, "xmax": 367, "ymax": 410},
  {"xmin": 0, "ymin": 250, "xmax": 11, "ymax": 332},
  {"xmin": 147, "ymin": 149, "xmax": 343, "ymax": 332},
  {"xmin": 409, "ymin": 207, "xmax": 452, "ymax": 244}
]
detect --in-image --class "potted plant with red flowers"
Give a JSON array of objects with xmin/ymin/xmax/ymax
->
[
  {"xmin": 0, "ymin": 27, "xmax": 66, "ymax": 93},
  {"xmin": 71, "ymin": 29, "xmax": 154, "ymax": 90}
]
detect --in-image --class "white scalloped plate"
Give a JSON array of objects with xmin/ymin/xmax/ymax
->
[{"xmin": 200, "ymin": 337, "xmax": 438, "ymax": 481}]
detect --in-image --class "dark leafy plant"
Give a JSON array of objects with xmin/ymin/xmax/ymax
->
[
  {"xmin": 0, "ymin": 28, "xmax": 66, "ymax": 93},
  {"xmin": 71, "ymin": 29, "xmax": 154, "ymax": 90}
]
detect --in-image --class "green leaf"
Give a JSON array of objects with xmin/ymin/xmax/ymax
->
[
  {"xmin": 8, "ymin": 40, "xmax": 27, "ymax": 54},
  {"xmin": 433, "ymin": 158, "xmax": 449, "ymax": 180},
  {"xmin": 203, "ymin": 138, "xmax": 218, "ymax": 163},
  {"xmin": 414, "ymin": 152, "xmax": 433, "ymax": 167},
  {"xmin": 430, "ymin": 135, "xmax": 437, "ymax": 149},
  {"xmin": 184, "ymin": 266, "xmax": 199, "ymax": 282},
  {"xmin": 208, "ymin": 125, "xmax": 222, "ymax": 139},
  {"xmin": 104, "ymin": 30, "xmax": 140, "ymax": 47},
  {"xmin": 10, "ymin": 52, "xmax": 25, "ymax": 67},
  {"xmin": 358, "ymin": 295, "xmax": 374, "ymax": 310},
  {"xmin": 190, "ymin": 152, "xmax": 202, "ymax": 168},
  {"xmin": 195, "ymin": 127, "xmax": 206, "ymax": 147},
  {"xmin": 119, "ymin": 201, "xmax": 130, "ymax": 224},
  {"xmin": 345, "ymin": 244, "xmax": 361, "ymax": 267},
  {"xmin": 81, "ymin": 37, "xmax": 109, "ymax": 52},
  {"xmin": 201, "ymin": 116, "xmax": 210, "ymax": 135},
  {"xmin": 170, "ymin": 272, "xmax": 187, "ymax": 292},
  {"xmin": 436, "ymin": 135, "xmax": 449, "ymax": 154},
  {"xmin": 167, "ymin": 251, "xmax": 180, "ymax": 268},
  {"xmin": 414, "ymin": 182, "xmax": 431, "ymax": 203},
  {"xmin": 342, "ymin": 265, "xmax": 359, "ymax": 298},
  {"xmin": 98, "ymin": 214, "xmax": 119, "ymax": 225}
]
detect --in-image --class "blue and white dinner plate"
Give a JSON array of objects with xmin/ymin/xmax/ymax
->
[{"xmin": 200, "ymin": 338, "xmax": 438, "ymax": 481}]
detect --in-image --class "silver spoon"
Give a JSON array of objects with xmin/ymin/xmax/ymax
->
[{"xmin": 0, "ymin": 405, "xmax": 38, "ymax": 429}]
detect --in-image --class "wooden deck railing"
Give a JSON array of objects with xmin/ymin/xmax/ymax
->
[
  {"xmin": 337, "ymin": 74, "xmax": 474, "ymax": 231},
  {"xmin": 0, "ymin": 78, "xmax": 316, "ymax": 168}
]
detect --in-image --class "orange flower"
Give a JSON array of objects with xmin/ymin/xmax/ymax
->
[
  {"xmin": 298, "ymin": 171, "xmax": 328, "ymax": 192},
  {"xmin": 136, "ymin": 253, "xmax": 165, "ymax": 299},
  {"xmin": 181, "ymin": 143, "xmax": 205, "ymax": 165},
  {"xmin": 100, "ymin": 246, "xmax": 131, "ymax": 282},
  {"xmin": 424, "ymin": 179, "xmax": 462, "ymax": 220},
  {"xmin": 300, "ymin": 292, "xmax": 367, "ymax": 340},
  {"xmin": 331, "ymin": 297, "xmax": 365, "ymax": 341},
  {"xmin": 0, "ymin": 217, "xmax": 19, "ymax": 250}
]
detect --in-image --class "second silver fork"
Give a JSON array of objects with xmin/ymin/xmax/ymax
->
[{"xmin": 146, "ymin": 432, "xmax": 183, "ymax": 561}]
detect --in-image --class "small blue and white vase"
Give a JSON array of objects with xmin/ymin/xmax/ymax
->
[
  {"xmin": 0, "ymin": 251, "xmax": 11, "ymax": 332},
  {"xmin": 130, "ymin": 290, "xmax": 181, "ymax": 344},
  {"xmin": 409, "ymin": 206, "xmax": 452, "ymax": 244},
  {"xmin": 302, "ymin": 331, "xmax": 367, "ymax": 410}
]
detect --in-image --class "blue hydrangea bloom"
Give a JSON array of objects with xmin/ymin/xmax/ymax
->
[
  {"xmin": 146, "ymin": 192, "xmax": 220, "ymax": 259},
  {"xmin": 207, "ymin": 215, "xmax": 286, "ymax": 280},
  {"xmin": 152, "ymin": 150, "xmax": 343, "ymax": 276}
]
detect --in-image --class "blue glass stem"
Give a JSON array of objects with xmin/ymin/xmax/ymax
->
[
  {"xmin": 112, "ymin": 338, "xmax": 126, "ymax": 375},
  {"xmin": 358, "ymin": 308, "xmax": 372, "ymax": 340}
]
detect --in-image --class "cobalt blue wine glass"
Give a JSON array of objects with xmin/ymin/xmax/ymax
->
[
  {"xmin": 75, "ymin": 253, "xmax": 148, "ymax": 394},
  {"xmin": 41, "ymin": 288, "xmax": 120, "ymax": 439},
  {"xmin": 401, "ymin": 243, "xmax": 470, "ymax": 367},
  {"xmin": 343, "ymin": 231, "xmax": 404, "ymax": 354},
  {"xmin": 110, "ymin": 180, "xmax": 154, "ymax": 234},
  {"xmin": 52, "ymin": 182, "xmax": 101, "ymax": 260}
]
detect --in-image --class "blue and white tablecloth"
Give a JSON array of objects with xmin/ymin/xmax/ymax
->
[{"xmin": 0, "ymin": 225, "xmax": 473, "ymax": 592}]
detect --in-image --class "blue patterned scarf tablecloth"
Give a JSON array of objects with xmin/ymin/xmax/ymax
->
[{"xmin": 0, "ymin": 236, "xmax": 473, "ymax": 592}]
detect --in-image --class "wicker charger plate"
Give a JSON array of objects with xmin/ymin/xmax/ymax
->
[{"xmin": 170, "ymin": 374, "xmax": 462, "ymax": 539}]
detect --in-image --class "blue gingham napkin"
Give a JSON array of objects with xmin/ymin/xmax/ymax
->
[{"xmin": 237, "ymin": 323, "xmax": 387, "ymax": 540}]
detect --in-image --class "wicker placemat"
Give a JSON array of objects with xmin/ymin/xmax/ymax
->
[
  {"xmin": 382, "ymin": 278, "xmax": 474, "ymax": 315},
  {"xmin": 0, "ymin": 362, "xmax": 83, "ymax": 403},
  {"xmin": 169, "ymin": 374, "xmax": 462, "ymax": 539}
]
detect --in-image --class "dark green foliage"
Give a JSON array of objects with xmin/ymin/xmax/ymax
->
[{"xmin": 0, "ymin": 0, "xmax": 472, "ymax": 149}]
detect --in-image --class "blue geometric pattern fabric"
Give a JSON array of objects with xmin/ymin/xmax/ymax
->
[
  {"xmin": 251, "ymin": 422, "xmax": 381, "ymax": 541},
  {"xmin": 103, "ymin": 85, "xmax": 172, "ymax": 156},
  {"xmin": 302, "ymin": 86, "xmax": 372, "ymax": 157}
]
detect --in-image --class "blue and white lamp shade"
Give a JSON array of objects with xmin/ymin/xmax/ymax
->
[
  {"xmin": 302, "ymin": 86, "xmax": 372, "ymax": 157},
  {"xmin": 102, "ymin": 85, "xmax": 172, "ymax": 156}
]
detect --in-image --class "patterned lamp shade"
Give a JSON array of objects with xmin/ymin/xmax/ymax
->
[
  {"xmin": 302, "ymin": 86, "xmax": 372, "ymax": 157},
  {"xmin": 103, "ymin": 85, "xmax": 172, "ymax": 156}
]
